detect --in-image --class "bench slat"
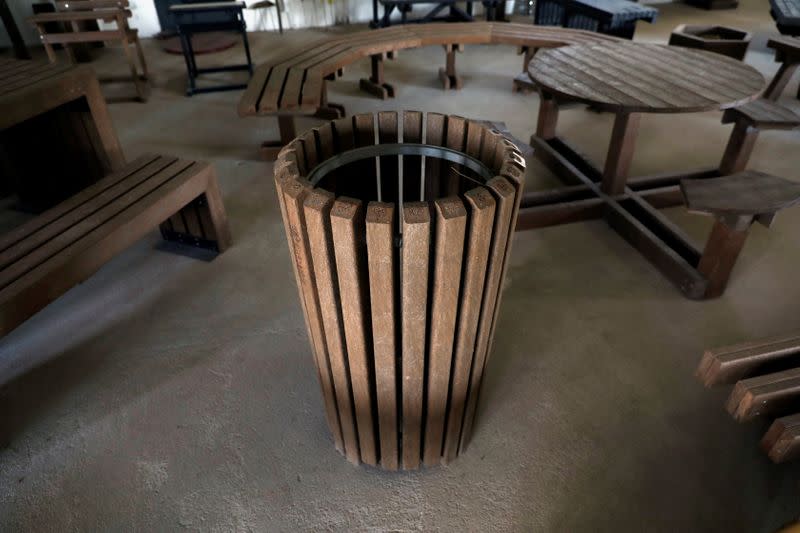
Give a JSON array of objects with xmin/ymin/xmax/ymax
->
[
  {"xmin": 727, "ymin": 367, "xmax": 800, "ymax": 421},
  {"xmin": 762, "ymin": 413, "xmax": 800, "ymax": 463},
  {"xmin": 697, "ymin": 333, "xmax": 800, "ymax": 386}
]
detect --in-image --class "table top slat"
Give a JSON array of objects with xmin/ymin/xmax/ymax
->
[{"xmin": 529, "ymin": 42, "xmax": 764, "ymax": 113}]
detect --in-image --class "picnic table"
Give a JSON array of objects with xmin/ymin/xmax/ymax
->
[
  {"xmin": 522, "ymin": 41, "xmax": 765, "ymax": 296},
  {"xmin": 765, "ymin": 36, "xmax": 800, "ymax": 100},
  {"xmin": 0, "ymin": 58, "xmax": 125, "ymax": 208}
]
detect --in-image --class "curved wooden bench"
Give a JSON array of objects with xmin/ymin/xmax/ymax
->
[{"xmin": 238, "ymin": 22, "xmax": 620, "ymax": 159}]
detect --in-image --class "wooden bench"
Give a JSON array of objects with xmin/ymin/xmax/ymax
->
[
  {"xmin": 681, "ymin": 171, "xmax": 800, "ymax": 298},
  {"xmin": 28, "ymin": 0, "xmax": 149, "ymax": 101},
  {"xmin": 719, "ymin": 99, "xmax": 800, "ymax": 175},
  {"xmin": 697, "ymin": 334, "xmax": 800, "ymax": 463},
  {"xmin": 771, "ymin": 0, "xmax": 800, "ymax": 36},
  {"xmin": 238, "ymin": 22, "xmax": 620, "ymax": 159},
  {"xmin": 0, "ymin": 154, "xmax": 231, "ymax": 337}
]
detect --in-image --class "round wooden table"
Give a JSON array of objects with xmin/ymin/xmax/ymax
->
[{"xmin": 528, "ymin": 41, "xmax": 765, "ymax": 194}]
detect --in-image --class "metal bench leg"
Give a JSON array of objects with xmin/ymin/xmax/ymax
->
[
  {"xmin": 439, "ymin": 44, "xmax": 463, "ymax": 90},
  {"xmin": 179, "ymin": 32, "xmax": 197, "ymax": 96},
  {"xmin": 260, "ymin": 114, "xmax": 297, "ymax": 161},
  {"xmin": 359, "ymin": 52, "xmax": 396, "ymax": 99},
  {"xmin": 697, "ymin": 214, "xmax": 754, "ymax": 299},
  {"xmin": 719, "ymin": 121, "xmax": 759, "ymax": 175}
]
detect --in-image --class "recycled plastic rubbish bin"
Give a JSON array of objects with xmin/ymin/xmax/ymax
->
[{"xmin": 274, "ymin": 111, "xmax": 526, "ymax": 470}]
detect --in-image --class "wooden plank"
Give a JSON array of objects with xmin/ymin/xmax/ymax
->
[
  {"xmin": 331, "ymin": 197, "xmax": 378, "ymax": 466},
  {"xmin": 378, "ymin": 111, "xmax": 399, "ymax": 203},
  {"xmin": 280, "ymin": 178, "xmax": 345, "ymax": 453},
  {"xmin": 442, "ymin": 187, "xmax": 496, "ymax": 463},
  {"xmin": 304, "ymin": 189, "xmax": 361, "ymax": 464},
  {"xmin": 403, "ymin": 110, "xmax": 424, "ymax": 201},
  {"xmin": 366, "ymin": 202, "xmax": 399, "ymax": 470},
  {"xmin": 422, "ymin": 196, "xmax": 467, "ymax": 466},
  {"xmin": 400, "ymin": 201, "xmax": 431, "ymax": 470},
  {"xmin": 424, "ymin": 112, "xmax": 445, "ymax": 200},
  {"xmin": 727, "ymin": 368, "xmax": 800, "ymax": 421},
  {"xmin": 697, "ymin": 333, "xmax": 800, "ymax": 387},
  {"xmin": 459, "ymin": 177, "xmax": 517, "ymax": 452},
  {"xmin": 762, "ymin": 414, "xmax": 800, "ymax": 464}
]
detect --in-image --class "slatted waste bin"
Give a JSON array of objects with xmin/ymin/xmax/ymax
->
[{"xmin": 274, "ymin": 111, "xmax": 525, "ymax": 470}]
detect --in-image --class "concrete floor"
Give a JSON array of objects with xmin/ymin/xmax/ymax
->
[{"xmin": 2, "ymin": 0, "xmax": 800, "ymax": 531}]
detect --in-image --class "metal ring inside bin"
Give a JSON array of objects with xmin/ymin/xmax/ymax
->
[{"xmin": 307, "ymin": 143, "xmax": 494, "ymax": 186}]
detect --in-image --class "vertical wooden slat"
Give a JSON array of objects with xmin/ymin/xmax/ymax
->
[
  {"xmin": 331, "ymin": 196, "xmax": 378, "ymax": 466},
  {"xmin": 442, "ymin": 186, "xmax": 496, "ymax": 463},
  {"xmin": 403, "ymin": 110, "xmax": 423, "ymax": 200},
  {"xmin": 401, "ymin": 201, "xmax": 431, "ymax": 470},
  {"xmin": 280, "ymin": 176, "xmax": 345, "ymax": 453},
  {"xmin": 459, "ymin": 176, "xmax": 517, "ymax": 452},
  {"xmin": 378, "ymin": 111, "xmax": 399, "ymax": 203},
  {"xmin": 444, "ymin": 115, "xmax": 467, "ymax": 194},
  {"xmin": 465, "ymin": 120, "xmax": 483, "ymax": 159},
  {"xmin": 424, "ymin": 112, "xmax": 445, "ymax": 201},
  {"xmin": 367, "ymin": 201, "xmax": 399, "ymax": 470},
  {"xmin": 486, "ymin": 151, "xmax": 526, "ymax": 356},
  {"xmin": 423, "ymin": 196, "xmax": 467, "ymax": 466},
  {"xmin": 353, "ymin": 113, "xmax": 378, "ymax": 201},
  {"xmin": 304, "ymin": 189, "xmax": 361, "ymax": 464}
]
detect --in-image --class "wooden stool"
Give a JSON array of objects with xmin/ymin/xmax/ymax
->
[
  {"xmin": 719, "ymin": 99, "xmax": 800, "ymax": 175},
  {"xmin": 681, "ymin": 171, "xmax": 800, "ymax": 298}
]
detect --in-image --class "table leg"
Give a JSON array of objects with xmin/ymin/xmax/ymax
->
[
  {"xmin": 764, "ymin": 61, "xmax": 799, "ymax": 100},
  {"xmin": 533, "ymin": 91, "xmax": 559, "ymax": 142},
  {"xmin": 260, "ymin": 115, "xmax": 297, "ymax": 161},
  {"xmin": 601, "ymin": 112, "xmax": 640, "ymax": 195}
]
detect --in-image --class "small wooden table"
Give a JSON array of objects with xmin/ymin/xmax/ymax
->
[
  {"xmin": 522, "ymin": 42, "xmax": 764, "ymax": 296},
  {"xmin": 765, "ymin": 37, "xmax": 800, "ymax": 100},
  {"xmin": 0, "ymin": 58, "xmax": 125, "ymax": 209}
]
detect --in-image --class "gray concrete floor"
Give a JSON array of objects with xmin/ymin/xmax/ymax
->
[{"xmin": 2, "ymin": 0, "xmax": 800, "ymax": 531}]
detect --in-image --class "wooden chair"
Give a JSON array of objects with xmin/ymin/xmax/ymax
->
[
  {"xmin": 0, "ymin": 154, "xmax": 232, "ymax": 337},
  {"xmin": 719, "ymin": 99, "xmax": 800, "ymax": 175},
  {"xmin": 697, "ymin": 333, "xmax": 800, "ymax": 463},
  {"xmin": 680, "ymin": 171, "xmax": 800, "ymax": 298},
  {"xmin": 28, "ymin": 0, "xmax": 149, "ymax": 101}
]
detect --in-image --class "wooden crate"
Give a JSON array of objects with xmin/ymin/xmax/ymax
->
[{"xmin": 274, "ymin": 111, "xmax": 525, "ymax": 469}]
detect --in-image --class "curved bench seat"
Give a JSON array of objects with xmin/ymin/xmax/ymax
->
[{"xmin": 238, "ymin": 22, "xmax": 620, "ymax": 117}]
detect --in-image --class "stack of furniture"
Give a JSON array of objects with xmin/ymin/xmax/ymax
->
[
  {"xmin": 533, "ymin": 0, "xmax": 657, "ymax": 39},
  {"xmin": 27, "ymin": 0, "xmax": 149, "ymax": 101},
  {"xmin": 372, "ymin": 0, "xmax": 506, "ymax": 27},
  {"xmin": 698, "ymin": 333, "xmax": 800, "ymax": 463},
  {"xmin": 770, "ymin": 0, "xmax": 800, "ymax": 35}
]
